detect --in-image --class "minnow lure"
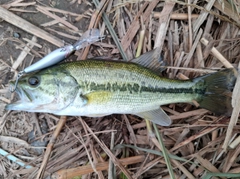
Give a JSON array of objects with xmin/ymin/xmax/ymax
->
[{"xmin": 11, "ymin": 28, "xmax": 103, "ymax": 92}]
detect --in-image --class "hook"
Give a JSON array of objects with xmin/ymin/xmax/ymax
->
[
  {"xmin": 10, "ymin": 71, "xmax": 25, "ymax": 93},
  {"xmin": 73, "ymin": 28, "xmax": 105, "ymax": 50}
]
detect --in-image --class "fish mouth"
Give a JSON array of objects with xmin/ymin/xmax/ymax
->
[
  {"xmin": 14, "ymin": 85, "xmax": 32, "ymax": 102},
  {"xmin": 5, "ymin": 84, "xmax": 33, "ymax": 111}
]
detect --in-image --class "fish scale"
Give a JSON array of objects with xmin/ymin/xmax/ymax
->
[
  {"xmin": 6, "ymin": 53, "xmax": 236, "ymax": 126},
  {"xmin": 45, "ymin": 60, "xmax": 200, "ymax": 113}
]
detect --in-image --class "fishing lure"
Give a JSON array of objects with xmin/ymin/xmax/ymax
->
[{"xmin": 10, "ymin": 28, "xmax": 103, "ymax": 92}]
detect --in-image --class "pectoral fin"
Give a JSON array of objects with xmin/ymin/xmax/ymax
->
[
  {"xmin": 135, "ymin": 107, "xmax": 172, "ymax": 126},
  {"xmin": 131, "ymin": 47, "xmax": 166, "ymax": 73}
]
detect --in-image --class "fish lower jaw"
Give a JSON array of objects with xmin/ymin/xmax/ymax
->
[
  {"xmin": 5, "ymin": 101, "xmax": 49, "ymax": 113},
  {"xmin": 5, "ymin": 102, "xmax": 31, "ymax": 111}
]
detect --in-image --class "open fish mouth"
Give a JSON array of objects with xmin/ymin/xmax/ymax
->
[
  {"xmin": 14, "ymin": 85, "xmax": 32, "ymax": 102},
  {"xmin": 5, "ymin": 85, "xmax": 33, "ymax": 111}
]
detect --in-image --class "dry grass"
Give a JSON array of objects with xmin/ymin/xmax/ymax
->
[{"xmin": 0, "ymin": 0, "xmax": 240, "ymax": 178}]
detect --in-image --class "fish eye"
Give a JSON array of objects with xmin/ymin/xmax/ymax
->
[{"xmin": 28, "ymin": 76, "xmax": 40, "ymax": 87}]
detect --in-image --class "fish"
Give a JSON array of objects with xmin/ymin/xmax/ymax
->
[{"xmin": 5, "ymin": 50, "xmax": 237, "ymax": 126}]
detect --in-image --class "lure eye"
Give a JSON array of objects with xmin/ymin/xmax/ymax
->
[{"xmin": 28, "ymin": 76, "xmax": 40, "ymax": 87}]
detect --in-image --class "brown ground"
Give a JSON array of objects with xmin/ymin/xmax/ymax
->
[{"xmin": 0, "ymin": 0, "xmax": 240, "ymax": 179}]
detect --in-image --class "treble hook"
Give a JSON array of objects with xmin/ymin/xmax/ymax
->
[
  {"xmin": 73, "ymin": 28, "xmax": 105, "ymax": 50},
  {"xmin": 10, "ymin": 71, "xmax": 25, "ymax": 92}
]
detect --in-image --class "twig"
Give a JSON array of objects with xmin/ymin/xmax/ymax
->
[
  {"xmin": 195, "ymin": 154, "xmax": 220, "ymax": 173},
  {"xmin": 173, "ymin": 0, "xmax": 240, "ymax": 28},
  {"xmin": 31, "ymin": 113, "xmax": 43, "ymax": 136},
  {"xmin": 46, "ymin": 28, "xmax": 79, "ymax": 40},
  {"xmin": 208, "ymin": 0, "xmax": 240, "ymax": 24},
  {"xmin": 0, "ymin": 148, "xmax": 33, "ymax": 169},
  {"xmin": 36, "ymin": 5, "xmax": 79, "ymax": 32},
  {"xmin": 229, "ymin": 135, "xmax": 240, "ymax": 149},
  {"xmin": 12, "ymin": 36, "xmax": 37, "ymax": 74},
  {"xmin": 222, "ymin": 145, "xmax": 240, "ymax": 172},
  {"xmin": 153, "ymin": 12, "xmax": 199, "ymax": 19},
  {"xmin": 153, "ymin": 124, "xmax": 175, "ymax": 179},
  {"xmin": 222, "ymin": 64, "xmax": 240, "ymax": 151},
  {"xmin": 171, "ymin": 159, "xmax": 195, "ymax": 179},
  {"xmin": 123, "ymin": 115, "xmax": 137, "ymax": 147},
  {"xmin": 154, "ymin": 1, "xmax": 175, "ymax": 51},
  {"xmin": 170, "ymin": 126, "xmax": 218, "ymax": 152},
  {"xmin": 39, "ymin": 5, "xmax": 85, "ymax": 17},
  {"xmin": 192, "ymin": 0, "xmax": 216, "ymax": 33},
  {"xmin": 183, "ymin": 28, "xmax": 203, "ymax": 67},
  {"xmin": 82, "ymin": 120, "xmax": 134, "ymax": 179},
  {"xmin": 108, "ymin": 131, "xmax": 116, "ymax": 179},
  {"xmin": 9, "ymin": 8, "xmax": 38, "ymax": 13},
  {"xmin": 22, "ymin": 38, "xmax": 42, "ymax": 48},
  {"xmin": 200, "ymin": 38, "xmax": 233, "ymax": 68},
  {"xmin": 0, "ymin": 136, "xmax": 29, "ymax": 147},
  {"xmin": 36, "ymin": 116, "xmax": 67, "ymax": 179},
  {"xmin": 41, "ymin": 17, "xmax": 67, "ymax": 27},
  {"xmin": 80, "ymin": 0, "xmax": 109, "ymax": 60},
  {"xmin": 187, "ymin": 0, "xmax": 193, "ymax": 50},
  {"xmin": 0, "ymin": 6, "xmax": 63, "ymax": 47},
  {"xmin": 77, "ymin": 119, "xmax": 98, "ymax": 174},
  {"xmin": 170, "ymin": 109, "xmax": 209, "ymax": 120},
  {"xmin": 53, "ymin": 155, "xmax": 145, "ymax": 179},
  {"xmin": 135, "ymin": 29, "xmax": 145, "ymax": 57},
  {"xmin": 4, "ymin": 2, "xmax": 35, "ymax": 7},
  {"xmin": 1, "ymin": 0, "xmax": 25, "ymax": 9},
  {"xmin": 114, "ymin": 1, "xmax": 159, "ymax": 54}
]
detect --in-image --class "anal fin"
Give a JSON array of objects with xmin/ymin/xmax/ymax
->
[{"xmin": 135, "ymin": 107, "xmax": 172, "ymax": 126}]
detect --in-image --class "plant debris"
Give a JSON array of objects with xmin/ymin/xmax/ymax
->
[{"xmin": 0, "ymin": 0, "xmax": 240, "ymax": 178}]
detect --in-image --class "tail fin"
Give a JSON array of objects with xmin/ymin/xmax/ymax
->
[{"xmin": 194, "ymin": 68, "xmax": 237, "ymax": 115}]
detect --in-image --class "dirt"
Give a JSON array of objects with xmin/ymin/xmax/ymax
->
[
  {"xmin": 0, "ymin": 0, "xmax": 90, "ymax": 73},
  {"xmin": 0, "ymin": 1, "xmax": 94, "ymax": 178}
]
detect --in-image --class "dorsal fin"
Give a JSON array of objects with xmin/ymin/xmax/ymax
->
[{"xmin": 130, "ymin": 47, "xmax": 165, "ymax": 72}]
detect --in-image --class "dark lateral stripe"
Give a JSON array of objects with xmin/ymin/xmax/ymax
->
[
  {"xmin": 142, "ymin": 87, "xmax": 205, "ymax": 94},
  {"xmin": 84, "ymin": 81, "xmax": 205, "ymax": 94}
]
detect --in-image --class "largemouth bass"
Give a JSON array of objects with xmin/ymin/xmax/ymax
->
[{"xmin": 6, "ymin": 52, "xmax": 236, "ymax": 126}]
